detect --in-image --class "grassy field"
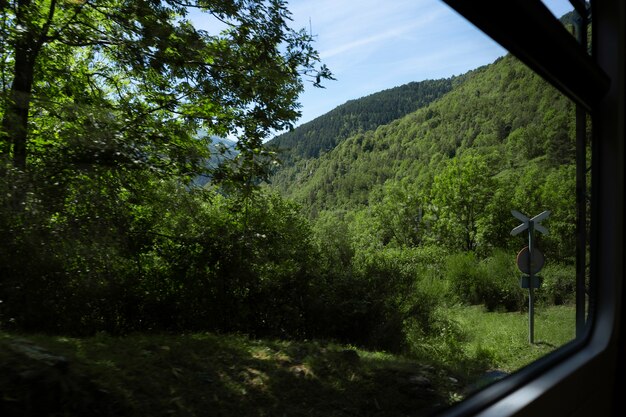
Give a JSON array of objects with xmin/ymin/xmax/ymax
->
[
  {"xmin": 444, "ymin": 304, "xmax": 576, "ymax": 372},
  {"xmin": 0, "ymin": 304, "xmax": 576, "ymax": 417}
]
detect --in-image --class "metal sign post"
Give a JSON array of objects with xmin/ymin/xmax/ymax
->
[
  {"xmin": 528, "ymin": 221, "xmax": 536, "ymax": 344},
  {"xmin": 511, "ymin": 210, "xmax": 550, "ymax": 344}
]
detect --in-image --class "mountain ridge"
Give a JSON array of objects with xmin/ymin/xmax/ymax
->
[
  {"xmin": 267, "ymin": 76, "xmax": 462, "ymax": 164},
  {"xmin": 267, "ymin": 53, "xmax": 575, "ymax": 220}
]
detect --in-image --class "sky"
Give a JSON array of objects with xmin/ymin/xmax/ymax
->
[
  {"xmin": 189, "ymin": 0, "xmax": 575, "ymax": 135},
  {"xmin": 284, "ymin": 0, "xmax": 574, "ymax": 128}
]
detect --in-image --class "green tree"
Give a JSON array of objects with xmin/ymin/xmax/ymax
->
[
  {"xmin": 0, "ymin": 0, "xmax": 332, "ymax": 179},
  {"xmin": 0, "ymin": 0, "xmax": 332, "ymax": 334},
  {"xmin": 512, "ymin": 163, "xmax": 545, "ymax": 221},
  {"xmin": 540, "ymin": 165, "xmax": 576, "ymax": 261},
  {"xmin": 546, "ymin": 127, "xmax": 575, "ymax": 167},
  {"xmin": 370, "ymin": 180, "xmax": 424, "ymax": 247},
  {"xmin": 505, "ymin": 126, "xmax": 546, "ymax": 165},
  {"xmin": 480, "ymin": 171, "xmax": 519, "ymax": 253},
  {"xmin": 427, "ymin": 153, "xmax": 494, "ymax": 252}
]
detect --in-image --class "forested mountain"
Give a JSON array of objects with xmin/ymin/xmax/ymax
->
[
  {"xmin": 267, "ymin": 52, "xmax": 580, "ymax": 261},
  {"xmin": 268, "ymin": 10, "xmax": 581, "ymax": 213},
  {"xmin": 267, "ymin": 77, "xmax": 458, "ymax": 163}
]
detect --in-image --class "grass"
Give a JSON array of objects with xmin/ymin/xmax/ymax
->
[
  {"xmin": 443, "ymin": 304, "xmax": 576, "ymax": 372},
  {"xmin": 0, "ymin": 304, "xmax": 576, "ymax": 416},
  {"xmin": 0, "ymin": 331, "xmax": 462, "ymax": 417}
]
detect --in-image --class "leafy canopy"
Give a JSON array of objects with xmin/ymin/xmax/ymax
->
[{"xmin": 0, "ymin": 0, "xmax": 332, "ymax": 179}]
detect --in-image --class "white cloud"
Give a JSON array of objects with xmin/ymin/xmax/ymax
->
[{"xmin": 320, "ymin": 11, "xmax": 443, "ymax": 59}]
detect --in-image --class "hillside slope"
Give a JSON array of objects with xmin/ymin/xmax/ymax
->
[
  {"xmin": 269, "ymin": 54, "xmax": 575, "ymax": 215},
  {"xmin": 267, "ymin": 77, "xmax": 459, "ymax": 164}
]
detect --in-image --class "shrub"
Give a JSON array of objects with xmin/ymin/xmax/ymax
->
[
  {"xmin": 445, "ymin": 250, "xmax": 524, "ymax": 311},
  {"xmin": 444, "ymin": 252, "xmax": 483, "ymax": 305},
  {"xmin": 540, "ymin": 263, "xmax": 576, "ymax": 305},
  {"xmin": 310, "ymin": 247, "xmax": 440, "ymax": 353},
  {"xmin": 479, "ymin": 250, "xmax": 525, "ymax": 311}
]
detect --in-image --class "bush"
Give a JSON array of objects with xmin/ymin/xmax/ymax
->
[
  {"xmin": 540, "ymin": 263, "xmax": 576, "ymax": 305},
  {"xmin": 444, "ymin": 252, "xmax": 483, "ymax": 305},
  {"xmin": 136, "ymin": 190, "xmax": 321, "ymax": 338},
  {"xmin": 445, "ymin": 250, "xmax": 524, "ymax": 311},
  {"xmin": 0, "ymin": 177, "xmax": 323, "ymax": 339},
  {"xmin": 309, "ymin": 247, "xmax": 440, "ymax": 353},
  {"xmin": 479, "ymin": 250, "xmax": 525, "ymax": 311}
]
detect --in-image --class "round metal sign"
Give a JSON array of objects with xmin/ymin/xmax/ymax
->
[{"xmin": 516, "ymin": 246, "xmax": 545, "ymax": 275}]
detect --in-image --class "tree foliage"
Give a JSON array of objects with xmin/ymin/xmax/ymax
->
[
  {"xmin": 267, "ymin": 77, "xmax": 456, "ymax": 164},
  {"xmin": 263, "ymin": 51, "xmax": 581, "ymax": 328},
  {"xmin": 428, "ymin": 154, "xmax": 494, "ymax": 252},
  {"xmin": 0, "ymin": 0, "xmax": 332, "ymax": 179},
  {"xmin": 0, "ymin": 0, "xmax": 335, "ymax": 336},
  {"xmin": 268, "ymin": 53, "xmax": 579, "ymax": 266}
]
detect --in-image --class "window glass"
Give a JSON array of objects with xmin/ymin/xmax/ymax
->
[
  {"xmin": 269, "ymin": 0, "xmax": 589, "ymax": 407},
  {"xmin": 541, "ymin": 0, "xmax": 575, "ymax": 22},
  {"xmin": 541, "ymin": 0, "xmax": 591, "ymax": 53},
  {"xmin": 0, "ymin": 0, "xmax": 590, "ymax": 415}
]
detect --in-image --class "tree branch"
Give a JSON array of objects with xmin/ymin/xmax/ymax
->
[
  {"xmin": 36, "ymin": 0, "xmax": 57, "ymax": 50},
  {"xmin": 45, "ymin": 0, "xmax": 88, "ymax": 43}
]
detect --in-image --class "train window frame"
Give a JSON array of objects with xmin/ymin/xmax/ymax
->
[{"xmin": 435, "ymin": 1, "xmax": 624, "ymax": 416}]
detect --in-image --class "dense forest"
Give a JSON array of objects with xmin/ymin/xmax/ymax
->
[
  {"xmin": 267, "ymin": 77, "xmax": 459, "ymax": 163},
  {"xmin": 0, "ymin": 0, "xmax": 582, "ymax": 373},
  {"xmin": 268, "ymin": 53, "xmax": 580, "ymax": 258}
]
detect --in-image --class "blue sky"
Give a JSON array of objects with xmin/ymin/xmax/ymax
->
[
  {"xmin": 189, "ymin": 1, "xmax": 575, "ymax": 135},
  {"xmin": 284, "ymin": 0, "xmax": 574, "ymax": 128}
]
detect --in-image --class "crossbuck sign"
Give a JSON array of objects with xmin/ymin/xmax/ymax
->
[{"xmin": 510, "ymin": 210, "xmax": 550, "ymax": 236}]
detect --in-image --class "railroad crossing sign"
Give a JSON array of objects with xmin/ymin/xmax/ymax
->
[
  {"xmin": 510, "ymin": 210, "xmax": 550, "ymax": 236},
  {"xmin": 511, "ymin": 209, "xmax": 550, "ymax": 344}
]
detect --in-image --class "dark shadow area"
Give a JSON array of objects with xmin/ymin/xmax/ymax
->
[{"xmin": 0, "ymin": 332, "xmax": 490, "ymax": 417}]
